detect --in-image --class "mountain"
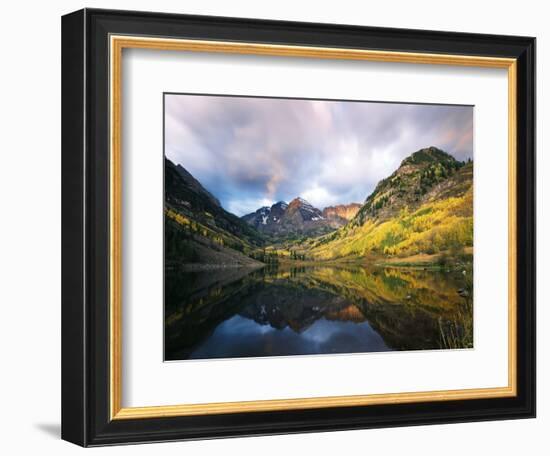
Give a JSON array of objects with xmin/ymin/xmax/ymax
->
[
  {"xmin": 242, "ymin": 197, "xmax": 345, "ymax": 240},
  {"xmin": 241, "ymin": 201, "xmax": 288, "ymax": 229},
  {"xmin": 173, "ymin": 163, "xmax": 221, "ymax": 208},
  {"xmin": 322, "ymin": 203, "xmax": 362, "ymax": 222},
  {"xmin": 285, "ymin": 197, "xmax": 325, "ymax": 223},
  {"xmin": 165, "ymin": 158, "xmax": 265, "ymax": 267},
  {"xmin": 304, "ymin": 147, "xmax": 473, "ymax": 260},
  {"xmin": 165, "ymin": 146, "xmax": 473, "ymax": 266},
  {"xmin": 352, "ymin": 146, "xmax": 465, "ymax": 226}
]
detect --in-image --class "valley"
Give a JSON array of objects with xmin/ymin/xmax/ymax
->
[
  {"xmin": 165, "ymin": 146, "xmax": 473, "ymax": 271},
  {"xmin": 164, "ymin": 146, "xmax": 474, "ymax": 358}
]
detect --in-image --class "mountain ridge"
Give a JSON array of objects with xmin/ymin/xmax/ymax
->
[
  {"xmin": 351, "ymin": 146, "xmax": 466, "ymax": 226},
  {"xmin": 242, "ymin": 197, "xmax": 346, "ymax": 240},
  {"xmin": 165, "ymin": 146, "xmax": 473, "ymax": 266},
  {"xmin": 164, "ymin": 157, "xmax": 265, "ymax": 267},
  {"xmin": 303, "ymin": 147, "xmax": 473, "ymax": 260},
  {"xmin": 322, "ymin": 203, "xmax": 362, "ymax": 221}
]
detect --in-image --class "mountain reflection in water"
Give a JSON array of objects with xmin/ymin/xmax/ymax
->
[{"xmin": 165, "ymin": 265, "xmax": 473, "ymax": 361}]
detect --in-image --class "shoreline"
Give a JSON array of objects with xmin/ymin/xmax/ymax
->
[
  {"xmin": 166, "ymin": 263, "xmax": 265, "ymax": 272},
  {"xmin": 168, "ymin": 247, "xmax": 473, "ymax": 272}
]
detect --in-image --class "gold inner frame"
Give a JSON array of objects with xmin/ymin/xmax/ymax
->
[{"xmin": 109, "ymin": 35, "xmax": 518, "ymax": 420}]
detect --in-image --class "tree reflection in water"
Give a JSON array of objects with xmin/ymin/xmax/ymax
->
[{"xmin": 164, "ymin": 264, "xmax": 473, "ymax": 361}]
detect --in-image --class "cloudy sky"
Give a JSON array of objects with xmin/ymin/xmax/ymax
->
[{"xmin": 165, "ymin": 94, "xmax": 473, "ymax": 216}]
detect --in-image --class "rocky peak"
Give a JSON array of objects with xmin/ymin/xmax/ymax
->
[
  {"xmin": 269, "ymin": 201, "xmax": 288, "ymax": 219},
  {"xmin": 272, "ymin": 201, "xmax": 288, "ymax": 209},
  {"xmin": 400, "ymin": 146, "xmax": 459, "ymax": 169},
  {"xmin": 287, "ymin": 197, "xmax": 324, "ymax": 221},
  {"xmin": 288, "ymin": 197, "xmax": 312, "ymax": 209}
]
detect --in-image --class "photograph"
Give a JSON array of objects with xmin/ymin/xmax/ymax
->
[
  {"xmin": 164, "ymin": 94, "xmax": 474, "ymax": 361},
  {"xmin": 57, "ymin": 5, "xmax": 537, "ymax": 447}
]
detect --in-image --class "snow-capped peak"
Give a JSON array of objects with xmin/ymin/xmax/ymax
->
[
  {"xmin": 289, "ymin": 197, "xmax": 313, "ymax": 208},
  {"xmin": 258, "ymin": 206, "xmax": 271, "ymax": 215}
]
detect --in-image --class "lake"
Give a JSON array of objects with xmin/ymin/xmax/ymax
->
[{"xmin": 164, "ymin": 264, "xmax": 473, "ymax": 361}]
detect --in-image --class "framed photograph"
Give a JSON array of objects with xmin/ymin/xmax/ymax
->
[{"xmin": 61, "ymin": 8, "xmax": 536, "ymax": 446}]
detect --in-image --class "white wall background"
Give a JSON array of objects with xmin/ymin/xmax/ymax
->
[{"xmin": 0, "ymin": 0, "xmax": 545, "ymax": 454}]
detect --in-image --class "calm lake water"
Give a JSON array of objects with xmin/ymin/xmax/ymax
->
[{"xmin": 164, "ymin": 264, "xmax": 472, "ymax": 361}]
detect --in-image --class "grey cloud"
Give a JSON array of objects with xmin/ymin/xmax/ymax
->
[{"xmin": 165, "ymin": 94, "xmax": 473, "ymax": 216}]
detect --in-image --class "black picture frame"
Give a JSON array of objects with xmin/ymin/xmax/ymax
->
[{"xmin": 62, "ymin": 8, "xmax": 536, "ymax": 447}]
